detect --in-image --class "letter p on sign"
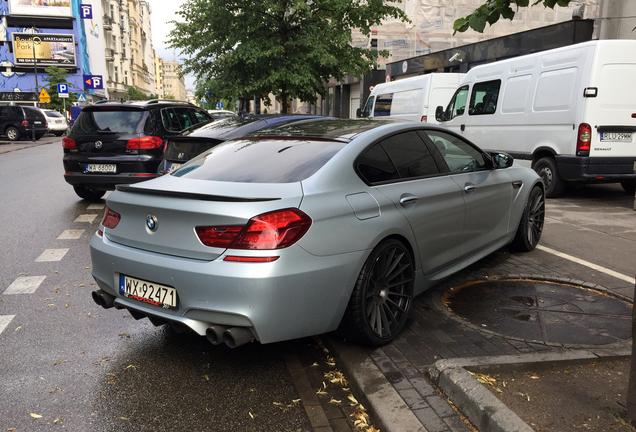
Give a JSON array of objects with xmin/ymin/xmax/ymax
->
[{"xmin": 80, "ymin": 4, "xmax": 93, "ymax": 19}]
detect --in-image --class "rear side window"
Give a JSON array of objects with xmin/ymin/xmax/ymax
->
[
  {"xmin": 161, "ymin": 107, "xmax": 197, "ymax": 132},
  {"xmin": 173, "ymin": 138, "xmax": 346, "ymax": 183},
  {"xmin": 373, "ymin": 94, "xmax": 392, "ymax": 116},
  {"xmin": 73, "ymin": 110, "xmax": 147, "ymax": 135},
  {"xmin": 191, "ymin": 109, "xmax": 211, "ymax": 124},
  {"xmin": 469, "ymin": 80, "xmax": 500, "ymax": 115},
  {"xmin": 357, "ymin": 131, "xmax": 438, "ymax": 184}
]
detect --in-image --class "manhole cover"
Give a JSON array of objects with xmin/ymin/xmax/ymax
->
[{"xmin": 441, "ymin": 279, "xmax": 632, "ymax": 346}]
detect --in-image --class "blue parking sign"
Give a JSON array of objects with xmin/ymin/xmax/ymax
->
[{"xmin": 57, "ymin": 83, "xmax": 69, "ymax": 94}]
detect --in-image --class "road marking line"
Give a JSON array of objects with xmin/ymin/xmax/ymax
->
[
  {"xmin": 0, "ymin": 315, "xmax": 15, "ymax": 334},
  {"xmin": 4, "ymin": 276, "xmax": 46, "ymax": 294},
  {"xmin": 35, "ymin": 249, "xmax": 69, "ymax": 262},
  {"xmin": 537, "ymin": 245, "xmax": 635, "ymax": 285},
  {"xmin": 87, "ymin": 204, "xmax": 105, "ymax": 210},
  {"xmin": 57, "ymin": 229, "xmax": 85, "ymax": 240},
  {"xmin": 75, "ymin": 214, "xmax": 98, "ymax": 223}
]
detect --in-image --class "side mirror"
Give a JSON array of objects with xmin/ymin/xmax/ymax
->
[
  {"xmin": 356, "ymin": 108, "xmax": 362, "ymax": 118},
  {"xmin": 435, "ymin": 106, "xmax": 445, "ymax": 122},
  {"xmin": 491, "ymin": 152, "xmax": 514, "ymax": 169}
]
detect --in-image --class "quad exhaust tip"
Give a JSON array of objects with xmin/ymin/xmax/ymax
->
[
  {"xmin": 91, "ymin": 289, "xmax": 115, "ymax": 309},
  {"xmin": 207, "ymin": 326, "xmax": 255, "ymax": 348}
]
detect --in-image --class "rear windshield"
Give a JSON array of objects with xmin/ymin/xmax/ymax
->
[
  {"xmin": 45, "ymin": 111, "xmax": 63, "ymax": 118},
  {"xmin": 173, "ymin": 138, "xmax": 346, "ymax": 183},
  {"xmin": 73, "ymin": 109, "xmax": 147, "ymax": 135}
]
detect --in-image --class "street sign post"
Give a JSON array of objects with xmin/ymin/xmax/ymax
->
[
  {"xmin": 77, "ymin": 93, "xmax": 87, "ymax": 106},
  {"xmin": 57, "ymin": 83, "xmax": 69, "ymax": 112}
]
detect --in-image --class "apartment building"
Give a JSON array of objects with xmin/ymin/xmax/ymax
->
[{"xmin": 162, "ymin": 61, "xmax": 186, "ymax": 101}]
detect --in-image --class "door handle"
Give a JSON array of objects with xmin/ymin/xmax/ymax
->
[
  {"xmin": 460, "ymin": 124, "xmax": 465, "ymax": 131},
  {"xmin": 399, "ymin": 196, "xmax": 419, "ymax": 206},
  {"xmin": 464, "ymin": 185, "xmax": 476, "ymax": 194}
]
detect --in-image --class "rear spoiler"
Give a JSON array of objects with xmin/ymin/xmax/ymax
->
[{"xmin": 116, "ymin": 184, "xmax": 280, "ymax": 203}]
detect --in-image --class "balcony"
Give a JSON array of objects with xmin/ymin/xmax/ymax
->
[
  {"xmin": 105, "ymin": 48, "xmax": 115, "ymax": 61},
  {"xmin": 103, "ymin": 15, "xmax": 112, "ymax": 30}
]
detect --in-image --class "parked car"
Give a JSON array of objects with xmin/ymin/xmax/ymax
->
[
  {"xmin": 62, "ymin": 99, "xmax": 213, "ymax": 200},
  {"xmin": 436, "ymin": 39, "xmax": 636, "ymax": 197},
  {"xmin": 90, "ymin": 119, "xmax": 545, "ymax": 348},
  {"xmin": 157, "ymin": 114, "xmax": 327, "ymax": 175},
  {"xmin": 42, "ymin": 110, "xmax": 69, "ymax": 136},
  {"xmin": 207, "ymin": 109, "xmax": 237, "ymax": 119},
  {"xmin": 0, "ymin": 104, "xmax": 48, "ymax": 141}
]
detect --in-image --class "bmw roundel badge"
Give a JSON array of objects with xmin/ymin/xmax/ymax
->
[
  {"xmin": 146, "ymin": 214, "xmax": 158, "ymax": 232},
  {"xmin": 94, "ymin": 140, "xmax": 103, "ymax": 149}
]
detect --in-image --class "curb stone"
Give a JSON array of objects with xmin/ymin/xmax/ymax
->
[{"xmin": 427, "ymin": 349, "xmax": 632, "ymax": 432}]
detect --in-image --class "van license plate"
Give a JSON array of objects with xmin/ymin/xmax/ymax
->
[
  {"xmin": 600, "ymin": 132, "xmax": 632, "ymax": 142},
  {"xmin": 86, "ymin": 164, "xmax": 116, "ymax": 173},
  {"xmin": 120, "ymin": 275, "xmax": 177, "ymax": 309}
]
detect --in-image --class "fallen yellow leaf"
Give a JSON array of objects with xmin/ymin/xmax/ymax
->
[
  {"xmin": 249, "ymin": 412, "xmax": 254, "ymax": 419},
  {"xmin": 53, "ymin": 360, "xmax": 67, "ymax": 366},
  {"xmin": 14, "ymin": 326, "xmax": 22, "ymax": 331},
  {"xmin": 30, "ymin": 413, "xmax": 42, "ymax": 418}
]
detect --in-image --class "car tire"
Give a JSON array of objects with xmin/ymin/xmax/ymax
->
[
  {"xmin": 73, "ymin": 186, "xmax": 106, "ymax": 201},
  {"xmin": 54, "ymin": 131, "xmax": 65, "ymax": 137},
  {"xmin": 339, "ymin": 239, "xmax": 414, "ymax": 346},
  {"xmin": 6, "ymin": 126, "xmax": 21, "ymax": 141},
  {"xmin": 620, "ymin": 181, "xmax": 635, "ymax": 195},
  {"xmin": 533, "ymin": 157, "xmax": 565, "ymax": 198},
  {"xmin": 511, "ymin": 185, "xmax": 545, "ymax": 252}
]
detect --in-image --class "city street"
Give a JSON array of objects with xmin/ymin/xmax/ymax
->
[{"xmin": 1, "ymin": 139, "xmax": 634, "ymax": 432}]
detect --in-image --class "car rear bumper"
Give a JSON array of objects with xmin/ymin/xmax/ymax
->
[
  {"xmin": 64, "ymin": 172, "xmax": 156, "ymax": 190},
  {"xmin": 90, "ymin": 231, "xmax": 366, "ymax": 344},
  {"xmin": 556, "ymin": 156, "xmax": 636, "ymax": 182}
]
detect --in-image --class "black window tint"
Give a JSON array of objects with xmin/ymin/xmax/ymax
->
[
  {"xmin": 191, "ymin": 109, "xmax": 212, "ymax": 124},
  {"xmin": 173, "ymin": 139, "xmax": 346, "ymax": 183},
  {"xmin": 425, "ymin": 130, "xmax": 486, "ymax": 173},
  {"xmin": 445, "ymin": 85, "xmax": 468, "ymax": 120},
  {"xmin": 469, "ymin": 80, "xmax": 501, "ymax": 115},
  {"xmin": 161, "ymin": 108, "xmax": 183, "ymax": 131},
  {"xmin": 73, "ymin": 110, "xmax": 146, "ymax": 135},
  {"xmin": 357, "ymin": 143, "xmax": 399, "ymax": 184},
  {"xmin": 380, "ymin": 131, "xmax": 438, "ymax": 179},
  {"xmin": 373, "ymin": 93, "xmax": 392, "ymax": 116}
]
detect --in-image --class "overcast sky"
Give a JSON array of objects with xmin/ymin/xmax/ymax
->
[{"xmin": 147, "ymin": 0, "xmax": 197, "ymax": 88}]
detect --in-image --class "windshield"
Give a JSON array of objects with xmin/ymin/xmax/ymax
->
[
  {"xmin": 361, "ymin": 96, "xmax": 374, "ymax": 117},
  {"xmin": 73, "ymin": 109, "xmax": 147, "ymax": 135}
]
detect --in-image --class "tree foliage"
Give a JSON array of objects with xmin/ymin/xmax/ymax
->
[
  {"xmin": 169, "ymin": 0, "xmax": 409, "ymax": 112},
  {"xmin": 125, "ymin": 86, "xmax": 151, "ymax": 101},
  {"xmin": 41, "ymin": 66, "xmax": 76, "ymax": 112},
  {"xmin": 453, "ymin": 0, "xmax": 573, "ymax": 34}
]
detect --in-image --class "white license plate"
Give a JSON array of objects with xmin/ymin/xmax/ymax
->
[
  {"xmin": 119, "ymin": 275, "xmax": 177, "ymax": 309},
  {"xmin": 34, "ymin": 121, "xmax": 42, "ymax": 124},
  {"xmin": 600, "ymin": 132, "xmax": 632, "ymax": 142},
  {"xmin": 86, "ymin": 164, "xmax": 116, "ymax": 173},
  {"xmin": 167, "ymin": 162, "xmax": 183, "ymax": 173}
]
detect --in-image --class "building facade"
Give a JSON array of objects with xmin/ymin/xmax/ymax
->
[{"xmin": 162, "ymin": 60, "xmax": 186, "ymax": 100}]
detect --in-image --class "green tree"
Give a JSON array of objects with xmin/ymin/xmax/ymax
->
[
  {"xmin": 454, "ymin": 0, "xmax": 573, "ymax": 34},
  {"xmin": 125, "ymin": 86, "xmax": 150, "ymax": 101},
  {"xmin": 41, "ymin": 66, "xmax": 76, "ymax": 112},
  {"xmin": 169, "ymin": 0, "xmax": 409, "ymax": 113}
]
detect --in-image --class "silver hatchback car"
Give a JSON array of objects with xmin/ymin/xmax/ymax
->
[{"xmin": 90, "ymin": 119, "xmax": 544, "ymax": 347}]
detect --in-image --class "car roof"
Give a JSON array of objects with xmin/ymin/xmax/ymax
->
[
  {"xmin": 84, "ymin": 99, "xmax": 199, "ymax": 111},
  {"xmin": 246, "ymin": 118, "xmax": 406, "ymax": 142},
  {"xmin": 179, "ymin": 114, "xmax": 328, "ymax": 140}
]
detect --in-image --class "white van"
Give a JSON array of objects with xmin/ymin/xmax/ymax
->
[
  {"xmin": 435, "ymin": 40, "xmax": 636, "ymax": 197},
  {"xmin": 358, "ymin": 73, "xmax": 465, "ymax": 123}
]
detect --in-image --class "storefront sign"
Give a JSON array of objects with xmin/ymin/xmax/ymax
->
[
  {"xmin": 12, "ymin": 33, "xmax": 76, "ymax": 67},
  {"xmin": 8, "ymin": 0, "xmax": 72, "ymax": 17}
]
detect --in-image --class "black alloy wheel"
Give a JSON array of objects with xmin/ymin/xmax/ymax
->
[
  {"xmin": 340, "ymin": 239, "xmax": 414, "ymax": 346},
  {"xmin": 511, "ymin": 185, "xmax": 545, "ymax": 252}
]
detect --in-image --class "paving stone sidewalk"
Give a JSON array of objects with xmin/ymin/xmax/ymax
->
[{"xmin": 331, "ymin": 246, "xmax": 634, "ymax": 432}]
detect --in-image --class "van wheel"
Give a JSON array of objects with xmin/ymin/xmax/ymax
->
[
  {"xmin": 511, "ymin": 185, "xmax": 545, "ymax": 252},
  {"xmin": 73, "ymin": 186, "xmax": 106, "ymax": 201},
  {"xmin": 339, "ymin": 239, "xmax": 414, "ymax": 346},
  {"xmin": 534, "ymin": 157, "xmax": 565, "ymax": 198},
  {"xmin": 6, "ymin": 126, "xmax": 21, "ymax": 141},
  {"xmin": 621, "ymin": 182, "xmax": 635, "ymax": 195}
]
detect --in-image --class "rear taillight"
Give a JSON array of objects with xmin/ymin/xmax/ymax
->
[
  {"xmin": 421, "ymin": 115, "xmax": 427, "ymax": 122},
  {"xmin": 196, "ymin": 209, "xmax": 312, "ymax": 250},
  {"xmin": 127, "ymin": 136, "xmax": 163, "ymax": 150},
  {"xmin": 21, "ymin": 120, "xmax": 29, "ymax": 126},
  {"xmin": 101, "ymin": 206, "xmax": 121, "ymax": 229},
  {"xmin": 62, "ymin": 137, "xmax": 76, "ymax": 149},
  {"xmin": 576, "ymin": 123, "xmax": 591, "ymax": 154}
]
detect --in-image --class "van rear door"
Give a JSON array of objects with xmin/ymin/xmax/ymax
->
[{"xmin": 587, "ymin": 41, "xmax": 636, "ymax": 159}]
